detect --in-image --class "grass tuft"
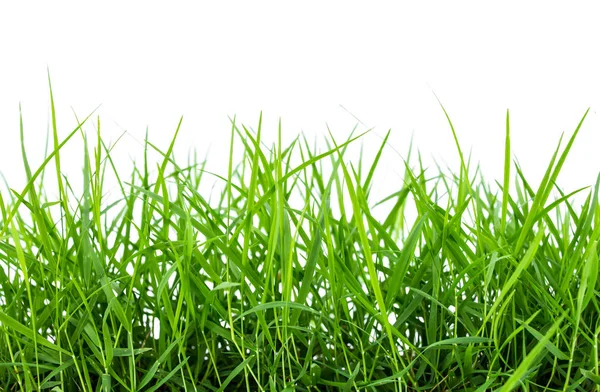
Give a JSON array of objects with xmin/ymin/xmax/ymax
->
[{"xmin": 0, "ymin": 92, "xmax": 599, "ymax": 391}]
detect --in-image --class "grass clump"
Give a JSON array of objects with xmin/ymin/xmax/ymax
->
[{"xmin": 0, "ymin": 89, "xmax": 599, "ymax": 391}]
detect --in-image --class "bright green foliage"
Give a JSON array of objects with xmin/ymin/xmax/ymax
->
[{"xmin": 0, "ymin": 88, "xmax": 599, "ymax": 391}]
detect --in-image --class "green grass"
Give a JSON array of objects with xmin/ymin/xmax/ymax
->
[{"xmin": 0, "ymin": 85, "xmax": 599, "ymax": 391}]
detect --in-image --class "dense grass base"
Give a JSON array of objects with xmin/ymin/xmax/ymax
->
[{"xmin": 0, "ymin": 88, "xmax": 599, "ymax": 391}]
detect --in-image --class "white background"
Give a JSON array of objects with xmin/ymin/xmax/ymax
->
[{"xmin": 1, "ymin": 2, "xmax": 599, "ymax": 208}]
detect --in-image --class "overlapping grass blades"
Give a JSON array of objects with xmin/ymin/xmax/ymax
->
[{"xmin": 0, "ymin": 89, "xmax": 599, "ymax": 391}]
